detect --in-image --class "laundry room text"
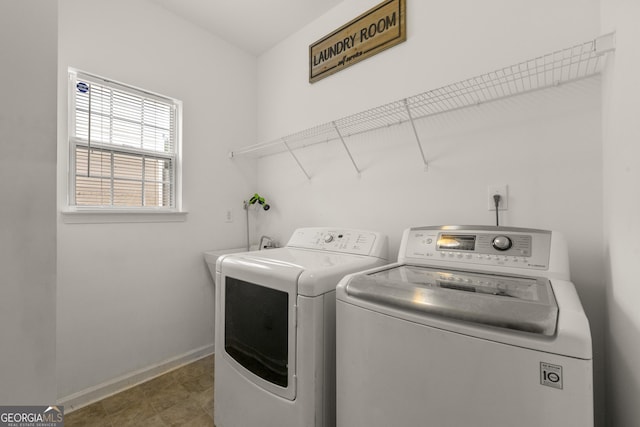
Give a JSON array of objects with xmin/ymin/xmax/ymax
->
[{"xmin": 309, "ymin": 0, "xmax": 406, "ymax": 82}]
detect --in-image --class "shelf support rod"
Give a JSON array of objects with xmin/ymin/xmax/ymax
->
[
  {"xmin": 404, "ymin": 98, "xmax": 428, "ymax": 170},
  {"xmin": 332, "ymin": 121, "xmax": 361, "ymax": 175},
  {"xmin": 282, "ymin": 139, "xmax": 311, "ymax": 180}
]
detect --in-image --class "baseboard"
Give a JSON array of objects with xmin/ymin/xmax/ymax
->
[{"xmin": 58, "ymin": 344, "xmax": 214, "ymax": 413}]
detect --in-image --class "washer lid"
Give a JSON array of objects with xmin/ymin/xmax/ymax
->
[{"xmin": 345, "ymin": 265, "xmax": 558, "ymax": 336}]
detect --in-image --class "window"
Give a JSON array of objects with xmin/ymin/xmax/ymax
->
[{"xmin": 68, "ymin": 70, "xmax": 181, "ymax": 211}]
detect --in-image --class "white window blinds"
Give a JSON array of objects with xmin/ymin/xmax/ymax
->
[{"xmin": 69, "ymin": 70, "xmax": 180, "ymax": 209}]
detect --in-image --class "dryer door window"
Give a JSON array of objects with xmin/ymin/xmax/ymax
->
[{"xmin": 225, "ymin": 277, "xmax": 289, "ymax": 387}]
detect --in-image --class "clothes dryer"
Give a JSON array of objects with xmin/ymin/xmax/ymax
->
[
  {"xmin": 336, "ymin": 225, "xmax": 593, "ymax": 427},
  {"xmin": 212, "ymin": 227, "xmax": 388, "ymax": 427}
]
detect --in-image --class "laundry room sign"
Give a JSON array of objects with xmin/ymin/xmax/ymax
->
[{"xmin": 309, "ymin": 0, "xmax": 406, "ymax": 83}]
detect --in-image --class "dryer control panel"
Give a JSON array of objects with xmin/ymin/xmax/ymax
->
[
  {"xmin": 287, "ymin": 227, "xmax": 387, "ymax": 258},
  {"xmin": 401, "ymin": 226, "xmax": 552, "ymax": 271}
]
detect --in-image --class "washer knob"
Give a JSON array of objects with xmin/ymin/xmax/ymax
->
[
  {"xmin": 492, "ymin": 235, "xmax": 512, "ymax": 251},
  {"xmin": 324, "ymin": 234, "xmax": 334, "ymax": 243}
]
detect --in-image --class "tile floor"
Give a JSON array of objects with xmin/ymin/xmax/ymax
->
[{"xmin": 64, "ymin": 355, "xmax": 215, "ymax": 427}]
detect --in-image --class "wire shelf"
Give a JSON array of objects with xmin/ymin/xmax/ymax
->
[{"xmin": 230, "ymin": 33, "xmax": 615, "ymax": 177}]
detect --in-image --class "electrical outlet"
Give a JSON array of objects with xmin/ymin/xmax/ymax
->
[
  {"xmin": 488, "ymin": 184, "xmax": 508, "ymax": 211},
  {"xmin": 224, "ymin": 209, "xmax": 233, "ymax": 223}
]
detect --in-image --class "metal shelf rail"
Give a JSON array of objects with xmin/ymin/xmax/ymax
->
[{"xmin": 230, "ymin": 33, "xmax": 615, "ymax": 179}]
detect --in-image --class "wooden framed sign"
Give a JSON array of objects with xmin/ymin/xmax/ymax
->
[{"xmin": 309, "ymin": 0, "xmax": 406, "ymax": 83}]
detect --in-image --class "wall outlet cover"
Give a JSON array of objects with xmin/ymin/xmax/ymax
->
[{"xmin": 488, "ymin": 184, "xmax": 508, "ymax": 211}]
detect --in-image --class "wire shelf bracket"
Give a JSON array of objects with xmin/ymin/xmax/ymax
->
[
  {"xmin": 229, "ymin": 33, "xmax": 615, "ymax": 176},
  {"xmin": 404, "ymin": 98, "xmax": 428, "ymax": 170},
  {"xmin": 283, "ymin": 138, "xmax": 311, "ymax": 180},
  {"xmin": 332, "ymin": 121, "xmax": 361, "ymax": 175}
]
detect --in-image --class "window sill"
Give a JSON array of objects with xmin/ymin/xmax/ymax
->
[{"xmin": 61, "ymin": 209, "xmax": 188, "ymax": 224}]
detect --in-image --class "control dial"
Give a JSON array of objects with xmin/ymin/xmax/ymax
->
[
  {"xmin": 492, "ymin": 235, "xmax": 512, "ymax": 251},
  {"xmin": 324, "ymin": 234, "xmax": 334, "ymax": 243}
]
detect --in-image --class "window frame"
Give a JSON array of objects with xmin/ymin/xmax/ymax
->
[{"xmin": 65, "ymin": 69, "xmax": 184, "ymax": 221}]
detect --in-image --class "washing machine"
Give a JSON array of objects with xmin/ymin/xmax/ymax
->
[
  {"xmin": 212, "ymin": 227, "xmax": 388, "ymax": 427},
  {"xmin": 336, "ymin": 225, "xmax": 593, "ymax": 427}
]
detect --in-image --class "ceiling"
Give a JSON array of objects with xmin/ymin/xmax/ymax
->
[{"xmin": 150, "ymin": 0, "xmax": 344, "ymax": 55}]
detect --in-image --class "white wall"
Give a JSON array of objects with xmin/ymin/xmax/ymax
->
[
  {"xmin": 57, "ymin": 0, "xmax": 257, "ymax": 403},
  {"xmin": 601, "ymin": 1, "xmax": 640, "ymax": 426},
  {"xmin": 0, "ymin": 1, "xmax": 57, "ymax": 404},
  {"xmin": 256, "ymin": 0, "xmax": 606, "ymax": 424}
]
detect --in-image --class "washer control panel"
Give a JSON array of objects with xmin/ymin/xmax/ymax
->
[
  {"xmin": 402, "ymin": 226, "xmax": 552, "ymax": 270},
  {"xmin": 287, "ymin": 227, "xmax": 386, "ymax": 257}
]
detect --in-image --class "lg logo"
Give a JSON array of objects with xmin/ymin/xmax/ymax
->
[
  {"xmin": 540, "ymin": 362, "xmax": 563, "ymax": 390},
  {"xmin": 543, "ymin": 371, "xmax": 561, "ymax": 383}
]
